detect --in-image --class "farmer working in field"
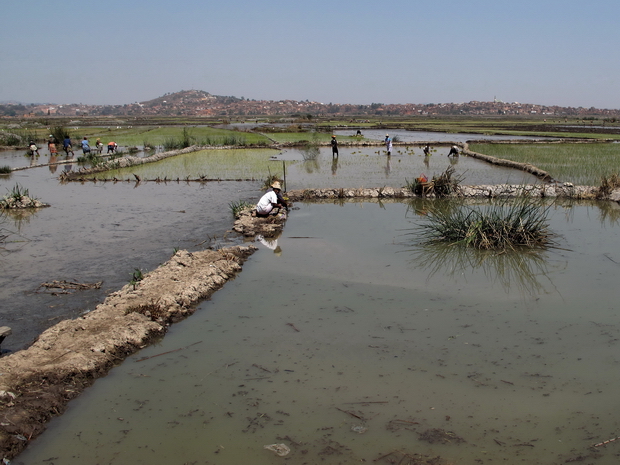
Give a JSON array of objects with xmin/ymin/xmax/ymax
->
[
  {"xmin": 256, "ymin": 181, "xmax": 288, "ymax": 217},
  {"xmin": 331, "ymin": 135, "xmax": 339, "ymax": 157},
  {"xmin": 385, "ymin": 134, "xmax": 392, "ymax": 156},
  {"xmin": 448, "ymin": 145, "xmax": 459, "ymax": 157},
  {"xmin": 63, "ymin": 136, "xmax": 75, "ymax": 156}
]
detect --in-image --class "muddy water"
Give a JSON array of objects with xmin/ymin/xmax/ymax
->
[
  {"xmin": 0, "ymin": 144, "xmax": 537, "ymax": 351},
  {"xmin": 16, "ymin": 200, "xmax": 620, "ymax": 465},
  {"xmin": 0, "ymin": 151, "xmax": 259, "ymax": 350}
]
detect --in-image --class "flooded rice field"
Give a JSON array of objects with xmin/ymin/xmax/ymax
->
[
  {"xmin": 14, "ymin": 199, "xmax": 620, "ymax": 465},
  {"xmin": 335, "ymin": 128, "xmax": 556, "ymax": 143},
  {"xmin": 95, "ymin": 145, "xmax": 539, "ymax": 189},
  {"xmin": 0, "ymin": 151, "xmax": 258, "ymax": 350},
  {"xmin": 2, "ymin": 139, "xmax": 620, "ymax": 464}
]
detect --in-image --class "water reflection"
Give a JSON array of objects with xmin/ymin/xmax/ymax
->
[
  {"xmin": 49, "ymin": 155, "xmax": 58, "ymax": 173},
  {"xmin": 256, "ymin": 234, "xmax": 282, "ymax": 255},
  {"xmin": 404, "ymin": 199, "xmax": 563, "ymax": 296},
  {"xmin": 331, "ymin": 157, "xmax": 338, "ymax": 175},
  {"xmin": 410, "ymin": 242, "xmax": 560, "ymax": 296},
  {"xmin": 0, "ymin": 208, "xmax": 40, "ymax": 247}
]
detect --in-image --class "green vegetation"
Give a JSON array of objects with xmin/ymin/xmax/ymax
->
[
  {"xmin": 416, "ymin": 197, "xmax": 555, "ymax": 251},
  {"xmin": 228, "ymin": 200, "xmax": 254, "ymax": 217},
  {"xmin": 129, "ymin": 268, "xmax": 144, "ymax": 289},
  {"xmin": 6, "ymin": 184, "xmax": 30, "ymax": 202},
  {"xmin": 596, "ymin": 173, "xmax": 620, "ymax": 199},
  {"xmin": 0, "ymin": 166, "xmax": 11, "ymax": 174},
  {"xmin": 266, "ymin": 131, "xmax": 363, "ymax": 144},
  {"xmin": 96, "ymin": 148, "xmax": 284, "ymax": 182},
  {"xmin": 50, "ymin": 126, "xmax": 70, "ymax": 143},
  {"xmin": 469, "ymin": 142, "xmax": 620, "ymax": 185},
  {"xmin": 406, "ymin": 166, "xmax": 464, "ymax": 197},
  {"xmin": 77, "ymin": 151, "xmax": 105, "ymax": 167}
]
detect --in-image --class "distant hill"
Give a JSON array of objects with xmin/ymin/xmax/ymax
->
[{"xmin": 1, "ymin": 90, "xmax": 619, "ymax": 119}]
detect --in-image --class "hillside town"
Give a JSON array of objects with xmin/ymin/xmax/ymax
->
[{"xmin": 1, "ymin": 89, "xmax": 619, "ymax": 119}]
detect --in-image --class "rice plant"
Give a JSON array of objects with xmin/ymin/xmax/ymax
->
[
  {"xmin": 468, "ymin": 142, "xmax": 620, "ymax": 185},
  {"xmin": 416, "ymin": 197, "xmax": 556, "ymax": 251},
  {"xmin": 0, "ymin": 166, "xmax": 11, "ymax": 174}
]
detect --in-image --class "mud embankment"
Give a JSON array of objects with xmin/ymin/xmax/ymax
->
[
  {"xmin": 285, "ymin": 183, "xmax": 602, "ymax": 201},
  {"xmin": 0, "ymin": 245, "xmax": 256, "ymax": 460}
]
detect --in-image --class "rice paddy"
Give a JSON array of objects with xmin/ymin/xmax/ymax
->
[{"xmin": 469, "ymin": 142, "xmax": 620, "ymax": 185}]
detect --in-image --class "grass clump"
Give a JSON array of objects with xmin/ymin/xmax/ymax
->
[
  {"xmin": 405, "ymin": 167, "xmax": 464, "ymax": 197},
  {"xmin": 596, "ymin": 172, "xmax": 620, "ymax": 199},
  {"xmin": 417, "ymin": 198, "xmax": 555, "ymax": 251},
  {"xmin": 431, "ymin": 166, "xmax": 464, "ymax": 197},
  {"xmin": 229, "ymin": 200, "xmax": 254, "ymax": 217},
  {"xmin": 7, "ymin": 184, "xmax": 30, "ymax": 202},
  {"xmin": 0, "ymin": 166, "xmax": 11, "ymax": 174}
]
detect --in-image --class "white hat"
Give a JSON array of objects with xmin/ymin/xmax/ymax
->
[{"xmin": 271, "ymin": 181, "xmax": 282, "ymax": 189}]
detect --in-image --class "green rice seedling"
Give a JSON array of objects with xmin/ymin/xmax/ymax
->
[
  {"xmin": 469, "ymin": 142, "xmax": 620, "ymax": 185},
  {"xmin": 129, "ymin": 268, "xmax": 144, "ymax": 289},
  {"xmin": 229, "ymin": 200, "xmax": 254, "ymax": 217},
  {"xmin": 416, "ymin": 197, "xmax": 556, "ymax": 251},
  {"xmin": 0, "ymin": 166, "xmax": 11, "ymax": 174}
]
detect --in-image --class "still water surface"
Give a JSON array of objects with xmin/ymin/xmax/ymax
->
[{"xmin": 16, "ymin": 200, "xmax": 620, "ymax": 465}]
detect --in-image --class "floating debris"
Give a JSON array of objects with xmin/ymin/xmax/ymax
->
[
  {"xmin": 351, "ymin": 425, "xmax": 368, "ymax": 434},
  {"xmin": 264, "ymin": 443, "xmax": 290, "ymax": 457}
]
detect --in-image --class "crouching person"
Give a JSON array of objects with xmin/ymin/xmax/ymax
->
[{"xmin": 256, "ymin": 181, "xmax": 287, "ymax": 217}]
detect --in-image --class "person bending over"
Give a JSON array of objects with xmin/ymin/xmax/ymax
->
[{"xmin": 256, "ymin": 181, "xmax": 287, "ymax": 217}]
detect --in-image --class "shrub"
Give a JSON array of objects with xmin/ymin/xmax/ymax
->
[{"xmin": 50, "ymin": 126, "xmax": 70, "ymax": 143}]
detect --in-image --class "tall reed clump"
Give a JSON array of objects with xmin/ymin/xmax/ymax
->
[
  {"xmin": 596, "ymin": 173, "xmax": 620, "ymax": 199},
  {"xmin": 417, "ymin": 197, "xmax": 556, "ymax": 251},
  {"xmin": 50, "ymin": 126, "xmax": 70, "ymax": 143}
]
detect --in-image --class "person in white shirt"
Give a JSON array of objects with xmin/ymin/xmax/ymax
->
[{"xmin": 256, "ymin": 181, "xmax": 287, "ymax": 217}]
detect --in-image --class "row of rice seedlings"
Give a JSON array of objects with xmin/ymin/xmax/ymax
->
[
  {"xmin": 95, "ymin": 148, "xmax": 283, "ymax": 181},
  {"xmin": 469, "ymin": 143, "xmax": 620, "ymax": 185},
  {"xmin": 415, "ymin": 197, "xmax": 556, "ymax": 251}
]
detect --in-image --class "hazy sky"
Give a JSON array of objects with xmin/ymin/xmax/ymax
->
[{"xmin": 2, "ymin": 0, "xmax": 618, "ymax": 108}]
